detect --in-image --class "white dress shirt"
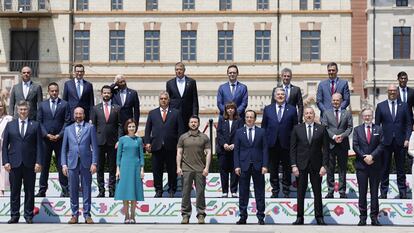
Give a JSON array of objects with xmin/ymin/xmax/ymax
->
[
  {"xmin": 176, "ymin": 77, "xmax": 186, "ymax": 97},
  {"xmin": 19, "ymin": 118, "xmax": 28, "ymax": 136},
  {"xmin": 22, "ymin": 81, "xmax": 31, "ymax": 99},
  {"xmin": 74, "ymin": 79, "xmax": 84, "ymax": 96}
]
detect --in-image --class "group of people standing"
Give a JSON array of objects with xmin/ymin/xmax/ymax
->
[{"xmin": 0, "ymin": 61, "xmax": 412, "ymax": 226}]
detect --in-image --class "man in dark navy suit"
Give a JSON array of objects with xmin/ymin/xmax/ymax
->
[
  {"xmin": 111, "ymin": 74, "xmax": 140, "ymax": 127},
  {"xmin": 353, "ymin": 108, "xmax": 383, "ymax": 226},
  {"xmin": 144, "ymin": 91, "xmax": 184, "ymax": 198},
  {"xmin": 262, "ymin": 87, "xmax": 298, "ymax": 198},
  {"xmin": 375, "ymin": 84, "xmax": 411, "ymax": 199},
  {"xmin": 234, "ymin": 110, "xmax": 268, "ymax": 225},
  {"xmin": 166, "ymin": 62, "xmax": 199, "ymax": 132},
  {"xmin": 35, "ymin": 82, "xmax": 71, "ymax": 197},
  {"xmin": 63, "ymin": 64, "xmax": 94, "ymax": 121},
  {"xmin": 2, "ymin": 100, "xmax": 43, "ymax": 224}
]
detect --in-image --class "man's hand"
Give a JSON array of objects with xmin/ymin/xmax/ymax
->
[
  {"xmin": 261, "ymin": 167, "xmax": 268, "ymax": 175},
  {"xmin": 4, "ymin": 163, "xmax": 11, "ymax": 173},
  {"xmin": 62, "ymin": 165, "xmax": 68, "ymax": 177},
  {"xmin": 292, "ymin": 166, "xmax": 299, "ymax": 177},
  {"xmin": 228, "ymin": 144, "xmax": 234, "ymax": 151},
  {"xmin": 319, "ymin": 166, "xmax": 327, "ymax": 177},
  {"xmin": 145, "ymin": 144, "xmax": 151, "ymax": 153},
  {"xmin": 334, "ymin": 135, "xmax": 343, "ymax": 143},
  {"xmin": 90, "ymin": 164, "xmax": 97, "ymax": 174},
  {"xmin": 177, "ymin": 167, "xmax": 183, "ymax": 176},
  {"xmin": 363, "ymin": 155, "xmax": 374, "ymax": 165},
  {"xmin": 116, "ymin": 167, "xmax": 120, "ymax": 180},
  {"xmin": 34, "ymin": 163, "xmax": 42, "ymax": 173},
  {"xmin": 235, "ymin": 168, "xmax": 241, "ymax": 176},
  {"xmin": 202, "ymin": 168, "xmax": 209, "ymax": 177},
  {"xmin": 115, "ymin": 142, "xmax": 119, "ymax": 150},
  {"xmin": 404, "ymin": 140, "xmax": 409, "ymax": 148}
]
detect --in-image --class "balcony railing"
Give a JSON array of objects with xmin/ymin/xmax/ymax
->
[
  {"xmin": 0, "ymin": 0, "xmax": 50, "ymax": 12},
  {"xmin": 9, "ymin": 60, "xmax": 39, "ymax": 77}
]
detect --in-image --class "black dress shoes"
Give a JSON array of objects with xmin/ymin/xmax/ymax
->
[
  {"xmin": 325, "ymin": 193, "xmax": 334, "ymax": 198},
  {"xmin": 339, "ymin": 193, "xmax": 348, "ymax": 199},
  {"xmin": 292, "ymin": 217, "xmax": 304, "ymax": 225},
  {"xmin": 35, "ymin": 192, "xmax": 46, "ymax": 197},
  {"xmin": 236, "ymin": 218, "xmax": 247, "ymax": 224},
  {"xmin": 378, "ymin": 194, "xmax": 387, "ymax": 199},
  {"xmin": 7, "ymin": 217, "xmax": 19, "ymax": 224},
  {"xmin": 358, "ymin": 219, "xmax": 367, "ymax": 226},
  {"xmin": 258, "ymin": 219, "xmax": 265, "ymax": 225},
  {"xmin": 109, "ymin": 191, "xmax": 115, "ymax": 198},
  {"xmin": 25, "ymin": 218, "xmax": 33, "ymax": 224},
  {"xmin": 316, "ymin": 217, "xmax": 327, "ymax": 225},
  {"xmin": 96, "ymin": 192, "xmax": 105, "ymax": 198},
  {"xmin": 399, "ymin": 193, "xmax": 408, "ymax": 199},
  {"xmin": 60, "ymin": 191, "xmax": 70, "ymax": 197},
  {"xmin": 371, "ymin": 218, "xmax": 382, "ymax": 226},
  {"xmin": 168, "ymin": 191, "xmax": 175, "ymax": 198},
  {"xmin": 154, "ymin": 191, "xmax": 163, "ymax": 198},
  {"xmin": 270, "ymin": 193, "xmax": 278, "ymax": 198}
]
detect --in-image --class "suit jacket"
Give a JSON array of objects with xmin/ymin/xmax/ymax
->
[
  {"xmin": 374, "ymin": 100, "xmax": 412, "ymax": 146},
  {"xmin": 234, "ymin": 126, "xmax": 269, "ymax": 172},
  {"xmin": 166, "ymin": 76, "xmax": 199, "ymax": 124},
  {"xmin": 352, "ymin": 124, "xmax": 384, "ymax": 170},
  {"xmin": 111, "ymin": 87, "xmax": 140, "ymax": 125},
  {"xmin": 9, "ymin": 81, "xmax": 43, "ymax": 120},
  {"xmin": 37, "ymin": 98, "xmax": 71, "ymax": 138},
  {"xmin": 316, "ymin": 78, "xmax": 350, "ymax": 115},
  {"xmin": 397, "ymin": 86, "xmax": 414, "ymax": 125},
  {"xmin": 290, "ymin": 123, "xmax": 329, "ymax": 171},
  {"xmin": 216, "ymin": 117, "xmax": 244, "ymax": 155},
  {"xmin": 261, "ymin": 103, "xmax": 298, "ymax": 149},
  {"xmin": 321, "ymin": 109, "xmax": 353, "ymax": 150},
  {"xmin": 62, "ymin": 79, "xmax": 94, "ymax": 121},
  {"xmin": 217, "ymin": 82, "xmax": 248, "ymax": 118},
  {"xmin": 2, "ymin": 119, "xmax": 43, "ymax": 168},
  {"xmin": 144, "ymin": 107, "xmax": 184, "ymax": 152},
  {"xmin": 271, "ymin": 84, "xmax": 304, "ymax": 123},
  {"xmin": 90, "ymin": 102, "xmax": 123, "ymax": 146},
  {"xmin": 61, "ymin": 122, "xmax": 98, "ymax": 169}
]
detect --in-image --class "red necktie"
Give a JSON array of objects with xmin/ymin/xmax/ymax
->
[
  {"xmin": 162, "ymin": 109, "xmax": 167, "ymax": 122},
  {"xmin": 366, "ymin": 126, "xmax": 371, "ymax": 144},
  {"xmin": 104, "ymin": 103, "xmax": 110, "ymax": 122},
  {"xmin": 331, "ymin": 80, "xmax": 335, "ymax": 95}
]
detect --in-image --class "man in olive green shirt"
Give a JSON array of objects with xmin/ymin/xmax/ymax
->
[{"xmin": 177, "ymin": 115, "xmax": 211, "ymax": 224}]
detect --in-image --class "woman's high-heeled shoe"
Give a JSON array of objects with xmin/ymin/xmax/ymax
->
[{"xmin": 130, "ymin": 218, "xmax": 136, "ymax": 224}]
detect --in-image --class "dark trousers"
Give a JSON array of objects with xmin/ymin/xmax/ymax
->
[
  {"xmin": 296, "ymin": 165, "xmax": 323, "ymax": 218},
  {"xmin": 39, "ymin": 139, "xmax": 68, "ymax": 194},
  {"xmin": 327, "ymin": 146, "xmax": 348, "ymax": 195},
  {"xmin": 152, "ymin": 147, "xmax": 177, "ymax": 193},
  {"xmin": 269, "ymin": 143, "xmax": 291, "ymax": 195},
  {"xmin": 218, "ymin": 151, "xmax": 239, "ymax": 194},
  {"xmin": 9, "ymin": 165, "xmax": 35, "ymax": 219},
  {"xmin": 239, "ymin": 164, "xmax": 265, "ymax": 220},
  {"xmin": 357, "ymin": 168, "xmax": 380, "ymax": 219},
  {"xmin": 381, "ymin": 139, "xmax": 407, "ymax": 196},
  {"xmin": 97, "ymin": 144, "xmax": 116, "ymax": 193}
]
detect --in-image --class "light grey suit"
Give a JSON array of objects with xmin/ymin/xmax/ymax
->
[
  {"xmin": 9, "ymin": 81, "xmax": 43, "ymax": 120},
  {"xmin": 321, "ymin": 109, "xmax": 353, "ymax": 195}
]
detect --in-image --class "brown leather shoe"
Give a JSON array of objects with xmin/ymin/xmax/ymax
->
[
  {"xmin": 68, "ymin": 216, "xmax": 78, "ymax": 224},
  {"xmin": 85, "ymin": 217, "xmax": 94, "ymax": 224}
]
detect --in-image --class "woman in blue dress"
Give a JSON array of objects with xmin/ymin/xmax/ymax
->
[{"xmin": 115, "ymin": 119, "xmax": 144, "ymax": 224}]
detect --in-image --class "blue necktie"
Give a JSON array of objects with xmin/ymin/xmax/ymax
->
[
  {"xmin": 248, "ymin": 128, "xmax": 253, "ymax": 144},
  {"xmin": 402, "ymin": 88, "xmax": 407, "ymax": 103},
  {"xmin": 231, "ymin": 83, "xmax": 236, "ymax": 97},
  {"xmin": 76, "ymin": 80, "xmax": 81, "ymax": 98},
  {"xmin": 20, "ymin": 121, "xmax": 25, "ymax": 138},
  {"xmin": 285, "ymin": 86, "xmax": 289, "ymax": 102},
  {"xmin": 277, "ymin": 105, "xmax": 283, "ymax": 122},
  {"xmin": 51, "ymin": 99, "xmax": 56, "ymax": 116},
  {"xmin": 391, "ymin": 101, "xmax": 396, "ymax": 121}
]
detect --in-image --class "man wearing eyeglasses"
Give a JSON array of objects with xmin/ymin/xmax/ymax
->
[{"xmin": 9, "ymin": 66, "xmax": 43, "ymax": 120}]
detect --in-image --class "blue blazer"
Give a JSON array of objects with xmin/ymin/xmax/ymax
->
[
  {"xmin": 61, "ymin": 122, "xmax": 98, "ymax": 169},
  {"xmin": 374, "ymin": 100, "xmax": 412, "ymax": 146},
  {"xmin": 316, "ymin": 78, "xmax": 350, "ymax": 115},
  {"xmin": 2, "ymin": 119, "xmax": 43, "ymax": 168},
  {"xmin": 111, "ymin": 87, "xmax": 140, "ymax": 125},
  {"xmin": 216, "ymin": 116, "xmax": 244, "ymax": 155},
  {"xmin": 62, "ymin": 79, "xmax": 94, "ymax": 121},
  {"xmin": 37, "ymin": 98, "xmax": 71, "ymax": 138},
  {"xmin": 234, "ymin": 126, "xmax": 269, "ymax": 172},
  {"xmin": 217, "ymin": 82, "xmax": 248, "ymax": 118},
  {"xmin": 352, "ymin": 124, "xmax": 384, "ymax": 170},
  {"xmin": 261, "ymin": 103, "xmax": 298, "ymax": 149}
]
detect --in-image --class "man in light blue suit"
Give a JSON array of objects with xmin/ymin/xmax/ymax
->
[
  {"xmin": 316, "ymin": 62, "xmax": 350, "ymax": 116},
  {"xmin": 61, "ymin": 107, "xmax": 98, "ymax": 224},
  {"xmin": 217, "ymin": 64, "xmax": 248, "ymax": 119}
]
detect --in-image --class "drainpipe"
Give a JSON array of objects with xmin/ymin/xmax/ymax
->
[
  {"xmin": 69, "ymin": 0, "xmax": 74, "ymax": 79},
  {"xmin": 276, "ymin": 0, "xmax": 280, "ymax": 84},
  {"xmin": 372, "ymin": 0, "xmax": 376, "ymax": 107}
]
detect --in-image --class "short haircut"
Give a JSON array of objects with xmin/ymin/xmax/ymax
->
[
  {"xmin": 360, "ymin": 107, "xmax": 373, "ymax": 116},
  {"xmin": 189, "ymin": 115, "xmax": 200, "ymax": 123},
  {"xmin": 124, "ymin": 118, "xmax": 138, "ymax": 134},
  {"xmin": 245, "ymin": 110, "xmax": 257, "ymax": 119},
  {"xmin": 175, "ymin": 62, "xmax": 186, "ymax": 70},
  {"xmin": 159, "ymin": 91, "xmax": 170, "ymax": 99},
  {"xmin": 332, "ymin": 92, "xmax": 343, "ymax": 100},
  {"xmin": 280, "ymin": 67, "xmax": 292, "ymax": 76},
  {"xmin": 114, "ymin": 74, "xmax": 124, "ymax": 81},
  {"xmin": 327, "ymin": 62, "xmax": 338, "ymax": 70},
  {"xmin": 397, "ymin": 71, "xmax": 408, "ymax": 79},
  {"xmin": 48, "ymin": 82, "xmax": 59, "ymax": 89},
  {"xmin": 101, "ymin": 85, "xmax": 112, "ymax": 92},
  {"xmin": 227, "ymin": 64, "xmax": 239, "ymax": 74},
  {"xmin": 74, "ymin": 64, "xmax": 85, "ymax": 70},
  {"xmin": 223, "ymin": 101, "xmax": 239, "ymax": 120},
  {"xmin": 17, "ymin": 100, "xmax": 30, "ymax": 109}
]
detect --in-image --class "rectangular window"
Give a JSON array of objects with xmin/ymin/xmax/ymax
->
[
  {"xmin": 219, "ymin": 0, "xmax": 232, "ymax": 11},
  {"xmin": 301, "ymin": 30, "xmax": 321, "ymax": 61},
  {"xmin": 396, "ymin": 0, "xmax": 408, "ymax": 6},
  {"xmin": 111, "ymin": 0, "xmax": 123, "ymax": 10},
  {"xmin": 181, "ymin": 31, "xmax": 197, "ymax": 61},
  {"xmin": 393, "ymin": 27, "xmax": 411, "ymax": 59},
  {"xmin": 257, "ymin": 0, "xmax": 269, "ymax": 10},
  {"xmin": 18, "ymin": 0, "xmax": 31, "ymax": 11},
  {"xmin": 77, "ymin": 0, "xmax": 88, "ymax": 11},
  {"xmin": 144, "ymin": 31, "xmax": 160, "ymax": 61},
  {"xmin": 39, "ymin": 0, "xmax": 46, "ymax": 10},
  {"xmin": 183, "ymin": 0, "xmax": 195, "ymax": 10},
  {"xmin": 4, "ymin": 0, "xmax": 12, "ymax": 10},
  {"xmin": 218, "ymin": 30, "xmax": 233, "ymax": 61},
  {"xmin": 255, "ymin": 30, "xmax": 271, "ymax": 61},
  {"xmin": 74, "ymin": 30, "xmax": 90, "ymax": 61},
  {"xmin": 300, "ymin": 0, "xmax": 307, "ymax": 10},
  {"xmin": 109, "ymin": 30, "xmax": 125, "ymax": 61},
  {"xmin": 314, "ymin": 0, "xmax": 321, "ymax": 10},
  {"xmin": 146, "ymin": 0, "xmax": 158, "ymax": 11}
]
